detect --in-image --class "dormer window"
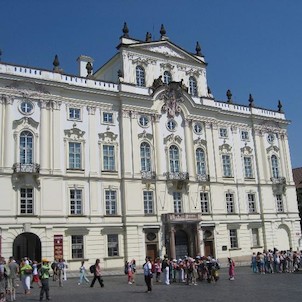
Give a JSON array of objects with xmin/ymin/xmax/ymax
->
[
  {"xmin": 136, "ymin": 66, "xmax": 145, "ymax": 87},
  {"xmin": 163, "ymin": 71, "xmax": 172, "ymax": 84},
  {"xmin": 189, "ymin": 76, "xmax": 198, "ymax": 97}
]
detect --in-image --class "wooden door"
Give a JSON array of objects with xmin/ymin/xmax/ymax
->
[{"xmin": 146, "ymin": 244, "xmax": 157, "ymax": 261}]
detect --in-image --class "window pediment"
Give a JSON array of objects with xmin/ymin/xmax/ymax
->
[
  {"xmin": 13, "ymin": 117, "xmax": 39, "ymax": 130},
  {"xmin": 138, "ymin": 131, "xmax": 153, "ymax": 141},
  {"xmin": 64, "ymin": 127, "xmax": 85, "ymax": 140},
  {"xmin": 241, "ymin": 146, "xmax": 253, "ymax": 155},
  {"xmin": 98, "ymin": 131, "xmax": 118, "ymax": 143},
  {"xmin": 219, "ymin": 143, "xmax": 232, "ymax": 153},
  {"xmin": 164, "ymin": 134, "xmax": 182, "ymax": 145},
  {"xmin": 266, "ymin": 145, "xmax": 279, "ymax": 153},
  {"xmin": 193, "ymin": 137, "xmax": 207, "ymax": 147}
]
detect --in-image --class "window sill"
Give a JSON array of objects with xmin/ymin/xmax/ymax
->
[
  {"xmin": 68, "ymin": 215, "xmax": 86, "ymax": 217},
  {"xmin": 244, "ymin": 177, "xmax": 255, "ymax": 180},
  {"xmin": 102, "ymin": 170, "xmax": 118, "ymax": 174},
  {"xmin": 67, "ymin": 169, "xmax": 85, "ymax": 173},
  {"xmin": 229, "ymin": 248, "xmax": 241, "ymax": 251},
  {"xmin": 104, "ymin": 215, "xmax": 121, "ymax": 217},
  {"xmin": 69, "ymin": 258, "xmax": 88, "ymax": 262},
  {"xmin": 223, "ymin": 176, "xmax": 234, "ymax": 179},
  {"xmin": 17, "ymin": 214, "xmax": 38, "ymax": 217},
  {"xmin": 250, "ymin": 246, "xmax": 263, "ymax": 249},
  {"xmin": 103, "ymin": 256, "xmax": 123, "ymax": 260}
]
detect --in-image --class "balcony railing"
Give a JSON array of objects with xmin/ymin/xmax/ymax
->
[
  {"xmin": 164, "ymin": 172, "xmax": 189, "ymax": 181},
  {"xmin": 196, "ymin": 174, "xmax": 210, "ymax": 182},
  {"xmin": 13, "ymin": 163, "xmax": 40, "ymax": 174},
  {"xmin": 270, "ymin": 177, "xmax": 286, "ymax": 184},
  {"xmin": 141, "ymin": 171, "xmax": 156, "ymax": 180},
  {"xmin": 163, "ymin": 213, "xmax": 202, "ymax": 223}
]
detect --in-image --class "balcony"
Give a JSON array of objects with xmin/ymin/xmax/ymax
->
[
  {"xmin": 141, "ymin": 171, "xmax": 156, "ymax": 180},
  {"xmin": 270, "ymin": 177, "xmax": 286, "ymax": 184},
  {"xmin": 163, "ymin": 213, "xmax": 202, "ymax": 223},
  {"xmin": 196, "ymin": 174, "xmax": 210, "ymax": 182},
  {"xmin": 13, "ymin": 163, "xmax": 40, "ymax": 174},
  {"xmin": 164, "ymin": 172, "xmax": 189, "ymax": 180}
]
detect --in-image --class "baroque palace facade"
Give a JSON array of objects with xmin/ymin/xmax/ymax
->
[{"xmin": 0, "ymin": 24, "xmax": 300, "ymax": 269}]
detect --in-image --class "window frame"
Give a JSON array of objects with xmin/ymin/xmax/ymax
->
[
  {"xmin": 143, "ymin": 191, "xmax": 154, "ymax": 214},
  {"xmin": 102, "ymin": 144, "xmax": 116, "ymax": 171},
  {"xmin": 222, "ymin": 154, "xmax": 232, "ymax": 177},
  {"xmin": 107, "ymin": 234, "xmax": 119, "ymax": 257},
  {"xmin": 140, "ymin": 142, "xmax": 151, "ymax": 172},
  {"xmin": 271, "ymin": 155, "xmax": 280, "ymax": 178},
  {"xmin": 68, "ymin": 107, "xmax": 81, "ymax": 121},
  {"xmin": 136, "ymin": 65, "xmax": 145, "ymax": 87},
  {"xmin": 248, "ymin": 193, "xmax": 256, "ymax": 213},
  {"xmin": 71, "ymin": 235, "xmax": 84, "ymax": 259},
  {"xmin": 20, "ymin": 187, "xmax": 34, "ymax": 214},
  {"xmin": 226, "ymin": 192, "xmax": 235, "ymax": 214},
  {"xmin": 173, "ymin": 192, "xmax": 182, "ymax": 213},
  {"xmin": 193, "ymin": 122, "xmax": 203, "ymax": 134},
  {"xmin": 241, "ymin": 130, "xmax": 249, "ymax": 141},
  {"xmin": 200, "ymin": 192, "xmax": 209, "ymax": 214},
  {"xmin": 70, "ymin": 188, "xmax": 83, "ymax": 215},
  {"xmin": 105, "ymin": 189, "xmax": 117, "ymax": 215},
  {"xmin": 166, "ymin": 119, "xmax": 177, "ymax": 131},
  {"xmin": 68, "ymin": 142, "xmax": 82, "ymax": 170},
  {"xmin": 163, "ymin": 71, "xmax": 172, "ymax": 84},
  {"xmin": 251, "ymin": 228, "xmax": 260, "ymax": 247},
  {"xmin": 243, "ymin": 156, "xmax": 254, "ymax": 178},
  {"xmin": 169, "ymin": 145, "xmax": 180, "ymax": 173},
  {"xmin": 189, "ymin": 76, "xmax": 198, "ymax": 97},
  {"xmin": 196, "ymin": 148, "xmax": 206, "ymax": 176},
  {"xmin": 20, "ymin": 100, "xmax": 34, "ymax": 115},
  {"xmin": 102, "ymin": 112, "xmax": 114, "ymax": 124},
  {"xmin": 276, "ymin": 194, "xmax": 284, "ymax": 212},
  {"xmin": 138, "ymin": 115, "xmax": 150, "ymax": 128},
  {"xmin": 20, "ymin": 130, "xmax": 34, "ymax": 165},
  {"xmin": 219, "ymin": 128, "xmax": 228, "ymax": 138},
  {"xmin": 229, "ymin": 229, "xmax": 238, "ymax": 248}
]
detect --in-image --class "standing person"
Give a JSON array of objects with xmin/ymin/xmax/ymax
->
[
  {"xmin": 125, "ymin": 261, "xmax": 133, "ymax": 284},
  {"xmin": 143, "ymin": 256, "xmax": 152, "ymax": 293},
  {"xmin": 130, "ymin": 259, "xmax": 136, "ymax": 283},
  {"xmin": 90, "ymin": 259, "xmax": 104, "ymax": 288},
  {"xmin": 51, "ymin": 259, "xmax": 58, "ymax": 281},
  {"xmin": 62, "ymin": 259, "xmax": 68, "ymax": 281},
  {"xmin": 7, "ymin": 256, "xmax": 19, "ymax": 301},
  {"xmin": 20, "ymin": 259, "xmax": 32, "ymax": 295},
  {"xmin": 0, "ymin": 257, "xmax": 6, "ymax": 302},
  {"xmin": 78, "ymin": 261, "xmax": 89, "ymax": 285},
  {"xmin": 162, "ymin": 255, "xmax": 170, "ymax": 285},
  {"xmin": 31, "ymin": 260, "xmax": 42, "ymax": 288},
  {"xmin": 228, "ymin": 257, "xmax": 235, "ymax": 281},
  {"xmin": 56, "ymin": 259, "xmax": 64, "ymax": 287},
  {"xmin": 39, "ymin": 258, "xmax": 51, "ymax": 301}
]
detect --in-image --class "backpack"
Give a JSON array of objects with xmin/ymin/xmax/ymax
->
[{"xmin": 89, "ymin": 265, "xmax": 95, "ymax": 274}]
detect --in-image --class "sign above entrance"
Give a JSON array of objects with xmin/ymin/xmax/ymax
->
[{"xmin": 54, "ymin": 234, "xmax": 63, "ymax": 260}]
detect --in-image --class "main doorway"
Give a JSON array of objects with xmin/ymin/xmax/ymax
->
[
  {"xmin": 13, "ymin": 232, "xmax": 41, "ymax": 262},
  {"xmin": 175, "ymin": 230, "xmax": 189, "ymax": 259}
]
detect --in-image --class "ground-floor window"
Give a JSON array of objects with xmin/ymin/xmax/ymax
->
[
  {"xmin": 251, "ymin": 228, "xmax": 260, "ymax": 247},
  {"xmin": 229, "ymin": 229, "xmax": 238, "ymax": 248},
  {"xmin": 20, "ymin": 188, "xmax": 33, "ymax": 214},
  {"xmin": 71, "ymin": 235, "xmax": 84, "ymax": 259},
  {"xmin": 107, "ymin": 234, "xmax": 119, "ymax": 256}
]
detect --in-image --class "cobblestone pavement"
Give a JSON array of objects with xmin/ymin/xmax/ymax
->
[{"xmin": 11, "ymin": 267, "xmax": 302, "ymax": 302}]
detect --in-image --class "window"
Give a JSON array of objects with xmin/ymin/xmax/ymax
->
[
  {"xmin": 267, "ymin": 133, "xmax": 275, "ymax": 143},
  {"xmin": 248, "ymin": 193, "xmax": 256, "ymax": 213},
  {"xmin": 163, "ymin": 71, "xmax": 172, "ymax": 84},
  {"xmin": 20, "ymin": 188, "xmax": 33, "ymax": 214},
  {"xmin": 229, "ymin": 229, "xmax": 238, "ymax": 248},
  {"xmin": 20, "ymin": 101, "xmax": 33, "ymax": 114},
  {"xmin": 244, "ymin": 156, "xmax": 253, "ymax": 178},
  {"xmin": 105, "ymin": 190, "xmax": 117, "ymax": 215},
  {"xmin": 241, "ymin": 130, "xmax": 249, "ymax": 141},
  {"xmin": 226, "ymin": 193, "xmax": 234, "ymax": 213},
  {"xmin": 103, "ymin": 145, "xmax": 115, "ymax": 171},
  {"xmin": 136, "ymin": 66, "xmax": 145, "ymax": 87},
  {"xmin": 219, "ymin": 128, "xmax": 228, "ymax": 138},
  {"xmin": 271, "ymin": 155, "xmax": 279, "ymax": 178},
  {"xmin": 69, "ymin": 108, "xmax": 81, "ymax": 120},
  {"xmin": 194, "ymin": 122, "xmax": 202, "ymax": 134},
  {"xmin": 173, "ymin": 192, "xmax": 182, "ymax": 213},
  {"xmin": 251, "ymin": 229, "xmax": 260, "ymax": 247},
  {"xmin": 166, "ymin": 119, "xmax": 177, "ymax": 131},
  {"xmin": 144, "ymin": 191, "xmax": 153, "ymax": 214},
  {"xmin": 70, "ymin": 189, "xmax": 82, "ymax": 215},
  {"xmin": 139, "ymin": 115, "xmax": 149, "ymax": 127},
  {"xmin": 72, "ymin": 235, "xmax": 83, "ymax": 259},
  {"xmin": 108, "ymin": 234, "xmax": 119, "ymax": 256},
  {"xmin": 276, "ymin": 194, "xmax": 284, "ymax": 212},
  {"xmin": 196, "ymin": 148, "xmax": 206, "ymax": 176},
  {"xmin": 103, "ymin": 112, "xmax": 114, "ymax": 124},
  {"xmin": 200, "ymin": 192, "xmax": 209, "ymax": 213},
  {"xmin": 140, "ymin": 142, "xmax": 151, "ymax": 172},
  {"xmin": 189, "ymin": 76, "xmax": 198, "ymax": 96},
  {"xmin": 169, "ymin": 145, "xmax": 180, "ymax": 173},
  {"xmin": 20, "ymin": 131, "xmax": 33, "ymax": 164},
  {"xmin": 69, "ymin": 142, "xmax": 81, "ymax": 169},
  {"xmin": 222, "ymin": 154, "xmax": 232, "ymax": 177}
]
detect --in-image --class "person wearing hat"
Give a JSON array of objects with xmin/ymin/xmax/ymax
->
[{"xmin": 39, "ymin": 258, "xmax": 51, "ymax": 301}]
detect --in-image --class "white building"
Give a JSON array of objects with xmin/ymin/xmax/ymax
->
[{"xmin": 0, "ymin": 24, "xmax": 300, "ymax": 269}]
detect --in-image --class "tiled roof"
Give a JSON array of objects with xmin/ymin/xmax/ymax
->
[{"xmin": 292, "ymin": 167, "xmax": 302, "ymax": 189}]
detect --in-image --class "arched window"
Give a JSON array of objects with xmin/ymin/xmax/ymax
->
[
  {"xmin": 20, "ymin": 131, "xmax": 33, "ymax": 164},
  {"xmin": 196, "ymin": 148, "xmax": 206, "ymax": 175},
  {"xmin": 189, "ymin": 76, "xmax": 198, "ymax": 96},
  {"xmin": 163, "ymin": 71, "xmax": 172, "ymax": 84},
  {"xmin": 271, "ymin": 155, "xmax": 279, "ymax": 178},
  {"xmin": 169, "ymin": 145, "xmax": 179, "ymax": 173},
  {"xmin": 140, "ymin": 142, "xmax": 151, "ymax": 172},
  {"xmin": 136, "ymin": 66, "xmax": 145, "ymax": 87}
]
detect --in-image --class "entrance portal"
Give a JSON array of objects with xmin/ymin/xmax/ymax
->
[
  {"xmin": 13, "ymin": 232, "xmax": 41, "ymax": 262},
  {"xmin": 175, "ymin": 230, "xmax": 188, "ymax": 259}
]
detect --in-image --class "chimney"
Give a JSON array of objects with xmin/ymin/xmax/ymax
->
[{"xmin": 77, "ymin": 55, "xmax": 94, "ymax": 77}]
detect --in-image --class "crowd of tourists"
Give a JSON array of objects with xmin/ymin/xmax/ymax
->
[{"xmin": 250, "ymin": 248, "xmax": 301, "ymax": 274}]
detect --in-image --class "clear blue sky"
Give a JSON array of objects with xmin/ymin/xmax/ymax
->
[{"xmin": 1, "ymin": 0, "xmax": 302, "ymax": 168}]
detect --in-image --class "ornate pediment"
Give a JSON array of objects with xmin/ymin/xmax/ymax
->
[
  {"xmin": 219, "ymin": 143, "xmax": 232, "ymax": 153},
  {"xmin": 266, "ymin": 145, "xmax": 279, "ymax": 153},
  {"xmin": 193, "ymin": 137, "xmax": 207, "ymax": 147},
  {"xmin": 138, "ymin": 130, "xmax": 153, "ymax": 141},
  {"xmin": 164, "ymin": 134, "xmax": 182, "ymax": 145},
  {"xmin": 241, "ymin": 145, "xmax": 253, "ymax": 155},
  {"xmin": 143, "ymin": 45, "xmax": 186, "ymax": 59},
  {"xmin": 64, "ymin": 127, "xmax": 85, "ymax": 140},
  {"xmin": 13, "ymin": 117, "xmax": 39, "ymax": 130},
  {"xmin": 98, "ymin": 131, "xmax": 118, "ymax": 143}
]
